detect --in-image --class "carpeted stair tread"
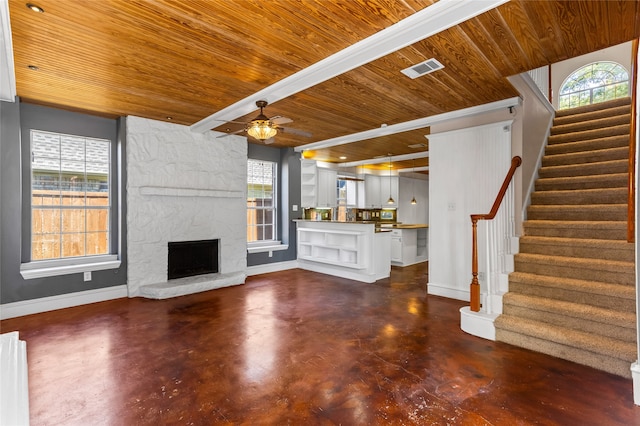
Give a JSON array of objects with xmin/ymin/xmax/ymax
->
[
  {"xmin": 553, "ymin": 104, "xmax": 631, "ymax": 127},
  {"xmin": 542, "ymin": 146, "xmax": 629, "ymax": 167},
  {"xmin": 523, "ymin": 220, "xmax": 626, "ymax": 240},
  {"xmin": 514, "ymin": 253, "xmax": 634, "ymax": 285},
  {"xmin": 527, "ymin": 204, "xmax": 627, "ymax": 221},
  {"xmin": 518, "ymin": 236, "xmax": 634, "ymax": 261},
  {"xmin": 495, "ymin": 315, "xmax": 635, "ymax": 377},
  {"xmin": 545, "ymin": 134, "xmax": 629, "ymax": 155},
  {"xmin": 508, "ymin": 272, "xmax": 635, "ymax": 312},
  {"xmin": 551, "ymin": 113, "xmax": 631, "ymax": 136},
  {"xmin": 554, "ymin": 97, "xmax": 631, "ymax": 118},
  {"xmin": 535, "ymin": 173, "xmax": 628, "ymax": 191},
  {"xmin": 503, "ymin": 293, "xmax": 635, "ymax": 330},
  {"xmin": 548, "ymin": 124, "xmax": 629, "ymax": 145},
  {"xmin": 538, "ymin": 159, "xmax": 628, "ymax": 179},
  {"xmin": 530, "ymin": 187, "xmax": 626, "ymax": 205}
]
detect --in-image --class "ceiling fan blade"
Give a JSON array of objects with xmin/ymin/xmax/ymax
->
[
  {"xmin": 270, "ymin": 115, "xmax": 293, "ymax": 125},
  {"xmin": 216, "ymin": 129, "xmax": 245, "ymax": 138},
  {"xmin": 278, "ymin": 126, "xmax": 312, "ymax": 137}
]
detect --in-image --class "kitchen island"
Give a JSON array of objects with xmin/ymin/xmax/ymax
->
[{"xmin": 295, "ymin": 220, "xmax": 391, "ymax": 283}]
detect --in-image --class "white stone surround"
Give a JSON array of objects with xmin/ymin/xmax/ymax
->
[{"xmin": 126, "ymin": 116, "xmax": 247, "ymax": 298}]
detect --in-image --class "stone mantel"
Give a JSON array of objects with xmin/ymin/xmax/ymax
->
[{"xmin": 139, "ymin": 186, "xmax": 244, "ymax": 198}]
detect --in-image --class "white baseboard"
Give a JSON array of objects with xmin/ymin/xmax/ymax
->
[
  {"xmin": 460, "ymin": 306, "xmax": 498, "ymax": 340},
  {"xmin": 1, "ymin": 285, "xmax": 128, "ymax": 320},
  {"xmin": 631, "ymin": 362, "xmax": 640, "ymax": 405},
  {"xmin": 427, "ymin": 282, "xmax": 469, "ymax": 301},
  {"xmin": 247, "ymin": 260, "xmax": 298, "ymax": 276}
]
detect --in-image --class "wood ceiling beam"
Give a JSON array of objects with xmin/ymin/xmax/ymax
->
[{"xmin": 189, "ymin": 0, "xmax": 508, "ymax": 133}]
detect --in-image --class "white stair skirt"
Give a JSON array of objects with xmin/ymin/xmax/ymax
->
[{"xmin": 460, "ymin": 306, "xmax": 498, "ymax": 341}]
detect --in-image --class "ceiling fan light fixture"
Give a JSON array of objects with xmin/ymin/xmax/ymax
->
[{"xmin": 247, "ymin": 119, "xmax": 277, "ymax": 141}]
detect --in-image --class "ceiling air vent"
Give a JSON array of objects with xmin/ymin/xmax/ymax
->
[{"xmin": 401, "ymin": 58, "xmax": 444, "ymax": 79}]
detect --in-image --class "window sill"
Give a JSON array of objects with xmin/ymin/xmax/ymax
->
[
  {"xmin": 247, "ymin": 243, "xmax": 289, "ymax": 254},
  {"xmin": 20, "ymin": 255, "xmax": 121, "ymax": 280}
]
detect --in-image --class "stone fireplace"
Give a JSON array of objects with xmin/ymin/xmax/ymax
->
[{"xmin": 126, "ymin": 116, "xmax": 247, "ymax": 299}]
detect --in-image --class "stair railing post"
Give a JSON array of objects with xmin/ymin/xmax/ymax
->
[{"xmin": 470, "ymin": 217, "xmax": 480, "ymax": 312}]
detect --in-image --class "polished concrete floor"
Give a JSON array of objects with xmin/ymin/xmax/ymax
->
[{"xmin": 2, "ymin": 263, "xmax": 639, "ymax": 425}]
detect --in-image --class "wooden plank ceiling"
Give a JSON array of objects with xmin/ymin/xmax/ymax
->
[{"xmin": 8, "ymin": 0, "xmax": 640, "ymax": 173}]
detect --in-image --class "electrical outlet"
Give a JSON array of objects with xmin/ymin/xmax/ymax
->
[
  {"xmin": 478, "ymin": 272, "xmax": 485, "ymax": 281},
  {"xmin": 292, "ymin": 204, "xmax": 298, "ymax": 212},
  {"xmin": 83, "ymin": 271, "xmax": 92, "ymax": 281}
]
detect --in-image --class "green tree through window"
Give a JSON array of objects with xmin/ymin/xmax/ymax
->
[{"xmin": 558, "ymin": 62, "xmax": 629, "ymax": 110}]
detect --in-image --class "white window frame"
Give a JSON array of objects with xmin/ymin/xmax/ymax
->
[
  {"xmin": 246, "ymin": 159, "xmax": 287, "ymax": 254},
  {"xmin": 20, "ymin": 130, "xmax": 121, "ymax": 279}
]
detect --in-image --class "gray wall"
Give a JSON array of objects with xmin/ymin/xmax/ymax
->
[
  {"xmin": 247, "ymin": 144, "xmax": 301, "ymax": 266},
  {"xmin": 1, "ymin": 101, "xmax": 127, "ymax": 304}
]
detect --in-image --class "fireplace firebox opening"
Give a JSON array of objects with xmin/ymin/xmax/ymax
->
[{"xmin": 168, "ymin": 239, "xmax": 219, "ymax": 280}]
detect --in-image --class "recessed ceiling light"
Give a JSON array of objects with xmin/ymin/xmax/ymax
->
[
  {"xmin": 26, "ymin": 3, "xmax": 44, "ymax": 13},
  {"xmin": 339, "ymin": 156, "xmax": 347, "ymax": 160},
  {"xmin": 166, "ymin": 116, "xmax": 173, "ymax": 120},
  {"xmin": 27, "ymin": 65, "xmax": 39, "ymax": 71}
]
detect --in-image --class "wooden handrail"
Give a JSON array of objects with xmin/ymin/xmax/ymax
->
[
  {"xmin": 469, "ymin": 155, "xmax": 522, "ymax": 312},
  {"xmin": 628, "ymin": 38, "xmax": 638, "ymax": 244}
]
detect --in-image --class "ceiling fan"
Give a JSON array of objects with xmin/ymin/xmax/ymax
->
[{"xmin": 218, "ymin": 100, "xmax": 312, "ymax": 144}]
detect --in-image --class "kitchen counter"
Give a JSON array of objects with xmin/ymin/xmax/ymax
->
[{"xmin": 378, "ymin": 223, "xmax": 428, "ymax": 229}]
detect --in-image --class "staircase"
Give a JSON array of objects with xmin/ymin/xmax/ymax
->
[{"xmin": 494, "ymin": 97, "xmax": 636, "ymax": 378}]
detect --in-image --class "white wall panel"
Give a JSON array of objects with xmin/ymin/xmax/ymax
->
[{"xmin": 428, "ymin": 121, "xmax": 512, "ymax": 300}]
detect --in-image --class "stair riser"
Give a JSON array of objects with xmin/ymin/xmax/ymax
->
[
  {"xmin": 553, "ymin": 105, "xmax": 631, "ymax": 127},
  {"xmin": 548, "ymin": 124, "xmax": 630, "ymax": 145},
  {"xmin": 522, "ymin": 225, "xmax": 627, "ymax": 240},
  {"xmin": 495, "ymin": 329, "xmax": 632, "ymax": 378},
  {"xmin": 518, "ymin": 241, "xmax": 634, "ymax": 262},
  {"xmin": 545, "ymin": 135, "xmax": 628, "ymax": 155},
  {"xmin": 538, "ymin": 161, "xmax": 628, "ymax": 179},
  {"xmin": 530, "ymin": 189, "xmax": 626, "ymax": 205},
  {"xmin": 527, "ymin": 206, "xmax": 627, "ymax": 221},
  {"xmin": 551, "ymin": 114, "xmax": 631, "ymax": 136},
  {"xmin": 514, "ymin": 259, "xmax": 634, "ymax": 285},
  {"xmin": 502, "ymin": 304, "xmax": 636, "ymax": 342},
  {"xmin": 508, "ymin": 281, "xmax": 636, "ymax": 312},
  {"xmin": 542, "ymin": 147, "xmax": 629, "ymax": 167},
  {"xmin": 535, "ymin": 174, "xmax": 628, "ymax": 191}
]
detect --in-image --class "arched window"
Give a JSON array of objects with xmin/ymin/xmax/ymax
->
[{"xmin": 558, "ymin": 62, "xmax": 629, "ymax": 110}]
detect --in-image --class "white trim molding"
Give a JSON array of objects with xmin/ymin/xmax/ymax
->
[
  {"xmin": 0, "ymin": 0, "xmax": 16, "ymax": 102},
  {"xmin": 247, "ymin": 260, "xmax": 299, "ymax": 276},
  {"xmin": 20, "ymin": 255, "xmax": 121, "ymax": 280},
  {"xmin": 0, "ymin": 285, "xmax": 128, "ymax": 319}
]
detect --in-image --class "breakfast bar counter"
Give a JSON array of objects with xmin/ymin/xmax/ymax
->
[{"xmin": 294, "ymin": 220, "xmax": 390, "ymax": 283}]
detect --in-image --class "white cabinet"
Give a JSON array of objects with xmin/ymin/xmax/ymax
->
[
  {"xmin": 363, "ymin": 174, "xmax": 381, "ymax": 208},
  {"xmin": 390, "ymin": 228, "xmax": 427, "ymax": 266},
  {"xmin": 363, "ymin": 174, "xmax": 398, "ymax": 208},
  {"xmin": 298, "ymin": 228, "xmax": 367, "ymax": 269},
  {"xmin": 317, "ymin": 168, "xmax": 337, "ymax": 207},
  {"xmin": 300, "ymin": 160, "xmax": 317, "ymax": 208}
]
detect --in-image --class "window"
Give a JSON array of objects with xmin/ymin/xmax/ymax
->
[
  {"xmin": 30, "ymin": 130, "xmax": 110, "ymax": 260},
  {"xmin": 558, "ymin": 62, "xmax": 629, "ymax": 110},
  {"xmin": 247, "ymin": 159, "xmax": 277, "ymax": 243}
]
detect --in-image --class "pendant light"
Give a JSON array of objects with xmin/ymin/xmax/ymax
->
[
  {"xmin": 410, "ymin": 159, "xmax": 417, "ymax": 205},
  {"xmin": 387, "ymin": 154, "xmax": 395, "ymax": 205}
]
